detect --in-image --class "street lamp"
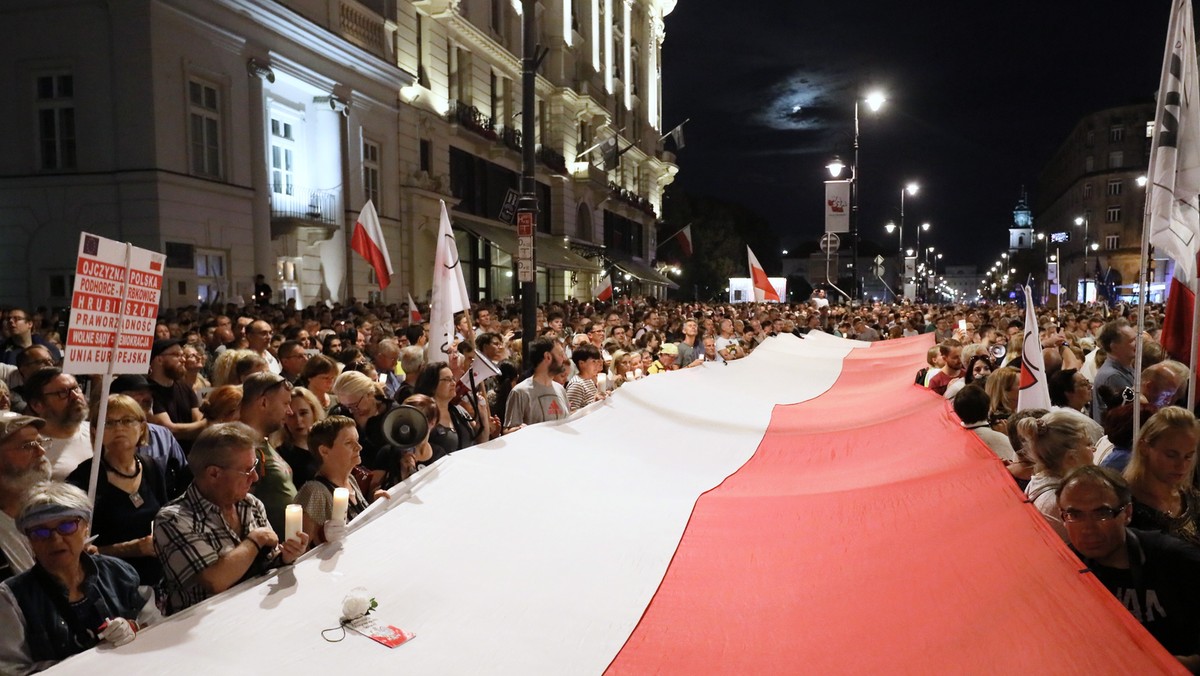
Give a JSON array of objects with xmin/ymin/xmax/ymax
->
[
  {"xmin": 884, "ymin": 220, "xmax": 899, "ymax": 301},
  {"xmin": 1076, "ymin": 214, "xmax": 1090, "ymax": 301},
  {"xmin": 899, "ymin": 182, "xmax": 919, "ymax": 300},
  {"xmin": 838, "ymin": 90, "xmax": 887, "ymax": 300}
]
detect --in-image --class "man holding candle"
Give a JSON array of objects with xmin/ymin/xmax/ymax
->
[{"xmin": 154, "ymin": 423, "xmax": 309, "ymax": 615}]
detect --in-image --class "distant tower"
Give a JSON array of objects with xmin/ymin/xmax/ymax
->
[{"xmin": 1009, "ymin": 187, "xmax": 1034, "ymax": 254}]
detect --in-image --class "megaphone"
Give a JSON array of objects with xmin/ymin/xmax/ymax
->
[
  {"xmin": 988, "ymin": 344, "xmax": 1007, "ymax": 361},
  {"xmin": 365, "ymin": 404, "xmax": 429, "ymax": 451}
]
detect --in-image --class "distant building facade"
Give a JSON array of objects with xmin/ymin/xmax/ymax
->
[
  {"xmin": 0, "ymin": 0, "xmax": 679, "ymax": 309},
  {"xmin": 1035, "ymin": 101, "xmax": 1165, "ymax": 302}
]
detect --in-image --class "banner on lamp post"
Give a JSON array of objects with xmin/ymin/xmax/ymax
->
[{"xmin": 824, "ymin": 180, "xmax": 851, "ymax": 233}]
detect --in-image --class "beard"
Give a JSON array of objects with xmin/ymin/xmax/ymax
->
[
  {"xmin": 0, "ymin": 457, "xmax": 51, "ymax": 498},
  {"xmin": 166, "ymin": 361, "xmax": 187, "ymax": 381},
  {"xmin": 548, "ymin": 358, "xmax": 569, "ymax": 376},
  {"xmin": 48, "ymin": 400, "xmax": 88, "ymax": 427}
]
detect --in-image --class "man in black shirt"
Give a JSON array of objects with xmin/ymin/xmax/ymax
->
[
  {"xmin": 1057, "ymin": 466, "xmax": 1200, "ymax": 671},
  {"xmin": 147, "ymin": 339, "xmax": 205, "ymax": 442}
]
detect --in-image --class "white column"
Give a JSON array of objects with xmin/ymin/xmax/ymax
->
[
  {"xmin": 622, "ymin": 0, "xmax": 631, "ymax": 110},
  {"xmin": 247, "ymin": 65, "xmax": 274, "ymax": 282},
  {"xmin": 604, "ymin": 0, "xmax": 613, "ymax": 93},
  {"xmin": 591, "ymin": 0, "xmax": 600, "ymax": 70}
]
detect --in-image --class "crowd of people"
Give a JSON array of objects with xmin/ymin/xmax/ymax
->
[{"xmin": 0, "ymin": 294, "xmax": 1197, "ymax": 671}]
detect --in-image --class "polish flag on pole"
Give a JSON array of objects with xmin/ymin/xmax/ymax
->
[
  {"xmin": 593, "ymin": 274, "xmax": 613, "ymax": 302},
  {"xmin": 1150, "ymin": 0, "xmax": 1200, "ymax": 370},
  {"xmin": 350, "ymin": 199, "xmax": 393, "ymax": 290},
  {"xmin": 675, "ymin": 225, "xmax": 693, "ymax": 256},
  {"xmin": 1017, "ymin": 285, "xmax": 1052, "ymax": 411},
  {"xmin": 428, "ymin": 200, "xmax": 472, "ymax": 363},
  {"xmin": 406, "ymin": 292, "xmax": 422, "ymax": 324},
  {"xmin": 748, "ymin": 246, "xmax": 779, "ymax": 301}
]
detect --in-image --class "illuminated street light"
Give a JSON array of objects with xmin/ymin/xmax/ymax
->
[
  {"xmin": 865, "ymin": 91, "xmax": 886, "ymax": 112},
  {"xmin": 826, "ymin": 157, "xmax": 845, "ymax": 178},
  {"xmin": 1136, "ymin": 175, "xmax": 1147, "ymax": 187}
]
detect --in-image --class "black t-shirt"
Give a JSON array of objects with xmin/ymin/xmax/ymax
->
[
  {"xmin": 1084, "ymin": 528, "xmax": 1200, "ymax": 656},
  {"xmin": 278, "ymin": 443, "xmax": 319, "ymax": 488},
  {"xmin": 149, "ymin": 379, "xmax": 199, "ymax": 425}
]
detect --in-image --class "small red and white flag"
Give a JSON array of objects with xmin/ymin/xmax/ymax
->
[
  {"xmin": 593, "ymin": 274, "xmax": 613, "ymax": 302},
  {"xmin": 747, "ymin": 246, "xmax": 779, "ymax": 302},
  {"xmin": 676, "ymin": 225, "xmax": 693, "ymax": 256},
  {"xmin": 350, "ymin": 199, "xmax": 393, "ymax": 290},
  {"xmin": 149, "ymin": 259, "xmax": 162, "ymax": 272},
  {"xmin": 407, "ymin": 292, "xmax": 422, "ymax": 324}
]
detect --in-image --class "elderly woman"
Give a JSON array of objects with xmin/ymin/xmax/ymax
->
[
  {"xmin": 1017, "ymin": 411, "xmax": 1094, "ymax": 540},
  {"xmin": 66, "ymin": 395, "xmax": 168, "ymax": 586},
  {"xmin": 0, "ymin": 482, "xmax": 161, "ymax": 674},
  {"xmin": 1125, "ymin": 406, "xmax": 1200, "ymax": 548},
  {"xmin": 275, "ymin": 387, "xmax": 325, "ymax": 488},
  {"xmin": 414, "ymin": 361, "xmax": 486, "ymax": 462},
  {"xmin": 294, "ymin": 416, "xmax": 371, "ymax": 547}
]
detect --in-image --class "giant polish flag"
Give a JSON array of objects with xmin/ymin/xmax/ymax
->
[
  {"xmin": 48, "ymin": 334, "xmax": 1182, "ymax": 674},
  {"xmin": 427, "ymin": 200, "xmax": 472, "ymax": 363},
  {"xmin": 350, "ymin": 199, "xmax": 393, "ymax": 290},
  {"xmin": 748, "ymin": 245, "xmax": 779, "ymax": 301},
  {"xmin": 1151, "ymin": 0, "xmax": 1200, "ymax": 362}
]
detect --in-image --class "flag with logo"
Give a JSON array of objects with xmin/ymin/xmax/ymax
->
[
  {"xmin": 350, "ymin": 199, "xmax": 393, "ymax": 290},
  {"xmin": 1017, "ymin": 285, "xmax": 1051, "ymax": 411},
  {"xmin": 1150, "ymin": 0, "xmax": 1200, "ymax": 362},
  {"xmin": 747, "ymin": 246, "xmax": 779, "ymax": 302},
  {"xmin": 428, "ymin": 200, "xmax": 472, "ymax": 363}
]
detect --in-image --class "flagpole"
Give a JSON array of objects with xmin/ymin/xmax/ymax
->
[
  {"xmin": 658, "ymin": 118, "xmax": 689, "ymax": 142},
  {"xmin": 655, "ymin": 223, "xmax": 691, "ymax": 250}
]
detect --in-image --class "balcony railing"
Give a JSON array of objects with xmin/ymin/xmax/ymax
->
[
  {"xmin": 449, "ymin": 102, "xmax": 497, "ymax": 141},
  {"xmin": 338, "ymin": 0, "xmax": 387, "ymax": 59},
  {"xmin": 537, "ymin": 145, "xmax": 568, "ymax": 174},
  {"xmin": 501, "ymin": 126, "xmax": 522, "ymax": 153},
  {"xmin": 270, "ymin": 189, "xmax": 339, "ymax": 227},
  {"xmin": 608, "ymin": 182, "xmax": 656, "ymax": 217}
]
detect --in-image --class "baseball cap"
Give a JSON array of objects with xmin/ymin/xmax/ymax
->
[
  {"xmin": 151, "ymin": 338, "xmax": 184, "ymax": 360},
  {"xmin": 659, "ymin": 343, "xmax": 679, "ymax": 357},
  {"xmin": 111, "ymin": 374, "xmax": 152, "ymax": 394},
  {"xmin": 0, "ymin": 412, "xmax": 46, "ymax": 445}
]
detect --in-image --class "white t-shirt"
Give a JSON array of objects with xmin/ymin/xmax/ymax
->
[{"xmin": 44, "ymin": 422, "xmax": 93, "ymax": 481}]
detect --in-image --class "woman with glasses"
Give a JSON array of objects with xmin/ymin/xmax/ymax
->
[
  {"xmin": 414, "ymin": 361, "xmax": 485, "ymax": 463},
  {"xmin": 1125, "ymin": 406, "xmax": 1200, "ymax": 548},
  {"xmin": 178, "ymin": 345, "xmax": 210, "ymax": 394},
  {"xmin": 0, "ymin": 482, "xmax": 161, "ymax": 673},
  {"xmin": 66, "ymin": 395, "xmax": 168, "ymax": 586},
  {"xmin": 1017, "ymin": 411, "xmax": 1094, "ymax": 541}
]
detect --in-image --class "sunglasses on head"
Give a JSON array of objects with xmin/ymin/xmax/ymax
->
[{"xmin": 25, "ymin": 518, "xmax": 82, "ymax": 540}]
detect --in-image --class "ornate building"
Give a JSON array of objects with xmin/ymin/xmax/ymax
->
[{"xmin": 0, "ymin": 0, "xmax": 679, "ymax": 308}]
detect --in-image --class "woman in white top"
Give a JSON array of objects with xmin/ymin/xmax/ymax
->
[{"xmin": 1016, "ymin": 411, "xmax": 1093, "ymax": 541}]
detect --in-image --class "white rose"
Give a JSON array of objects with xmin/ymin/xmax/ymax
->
[{"xmin": 342, "ymin": 595, "xmax": 371, "ymax": 620}]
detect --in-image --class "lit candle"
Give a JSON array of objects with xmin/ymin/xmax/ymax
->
[
  {"xmin": 284, "ymin": 504, "xmax": 303, "ymax": 543},
  {"xmin": 596, "ymin": 373, "xmax": 608, "ymax": 391},
  {"xmin": 331, "ymin": 487, "xmax": 349, "ymax": 523},
  {"xmin": 634, "ymin": 368, "xmax": 643, "ymax": 379}
]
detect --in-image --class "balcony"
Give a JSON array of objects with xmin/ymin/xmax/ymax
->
[
  {"xmin": 608, "ymin": 182, "xmax": 656, "ymax": 217},
  {"xmin": 336, "ymin": 0, "xmax": 391, "ymax": 60},
  {"xmin": 270, "ymin": 188, "xmax": 339, "ymax": 238},
  {"xmin": 537, "ymin": 145, "xmax": 568, "ymax": 175},
  {"xmin": 501, "ymin": 126, "xmax": 522, "ymax": 153},
  {"xmin": 448, "ymin": 102, "xmax": 498, "ymax": 141}
]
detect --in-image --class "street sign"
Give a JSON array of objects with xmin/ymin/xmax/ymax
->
[
  {"xmin": 873, "ymin": 255, "xmax": 884, "ymax": 266},
  {"xmin": 873, "ymin": 264, "xmax": 886, "ymax": 277},
  {"xmin": 499, "ymin": 189, "xmax": 519, "ymax": 224},
  {"xmin": 516, "ymin": 211, "xmax": 535, "ymax": 282},
  {"xmin": 819, "ymin": 233, "xmax": 840, "ymax": 253}
]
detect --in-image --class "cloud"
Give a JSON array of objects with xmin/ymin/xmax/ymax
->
[{"xmin": 753, "ymin": 68, "xmax": 853, "ymax": 131}]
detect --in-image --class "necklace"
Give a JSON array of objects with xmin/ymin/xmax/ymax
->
[{"xmin": 103, "ymin": 457, "xmax": 144, "ymax": 508}]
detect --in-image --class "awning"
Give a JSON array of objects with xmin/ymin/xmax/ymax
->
[
  {"xmin": 455, "ymin": 219, "xmax": 600, "ymax": 273},
  {"xmin": 608, "ymin": 250, "xmax": 678, "ymax": 288}
]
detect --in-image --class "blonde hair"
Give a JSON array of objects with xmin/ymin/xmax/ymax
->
[
  {"xmin": 277, "ymin": 386, "xmax": 326, "ymax": 448},
  {"xmin": 1016, "ymin": 409, "xmax": 1089, "ymax": 477},
  {"xmin": 985, "ymin": 366, "xmax": 1020, "ymax": 418},
  {"xmin": 211, "ymin": 349, "xmax": 257, "ymax": 388},
  {"xmin": 332, "ymin": 370, "xmax": 382, "ymax": 403},
  {"xmin": 1126, "ymin": 406, "xmax": 1200, "ymax": 489},
  {"xmin": 94, "ymin": 394, "xmax": 149, "ymax": 446}
]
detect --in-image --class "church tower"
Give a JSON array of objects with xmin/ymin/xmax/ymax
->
[{"xmin": 1009, "ymin": 188, "xmax": 1034, "ymax": 254}]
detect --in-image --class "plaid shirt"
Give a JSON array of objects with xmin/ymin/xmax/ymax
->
[{"xmin": 153, "ymin": 483, "xmax": 278, "ymax": 615}]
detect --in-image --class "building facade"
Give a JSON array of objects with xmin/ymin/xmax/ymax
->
[
  {"xmin": 1035, "ymin": 102, "xmax": 1164, "ymax": 302},
  {"xmin": 0, "ymin": 0, "xmax": 678, "ymax": 310}
]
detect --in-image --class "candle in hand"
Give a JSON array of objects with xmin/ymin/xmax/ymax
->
[
  {"xmin": 331, "ymin": 487, "xmax": 349, "ymax": 523},
  {"xmin": 284, "ymin": 504, "xmax": 303, "ymax": 543}
]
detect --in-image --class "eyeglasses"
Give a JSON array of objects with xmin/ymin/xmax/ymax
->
[
  {"xmin": 25, "ymin": 518, "xmax": 82, "ymax": 540},
  {"xmin": 40, "ymin": 385, "xmax": 82, "ymax": 401},
  {"xmin": 221, "ymin": 457, "xmax": 260, "ymax": 479},
  {"xmin": 105, "ymin": 418, "xmax": 142, "ymax": 428},
  {"xmin": 1061, "ymin": 505, "xmax": 1127, "ymax": 523},
  {"xmin": 11, "ymin": 436, "xmax": 50, "ymax": 453},
  {"xmin": 438, "ymin": 376, "xmax": 456, "ymax": 383},
  {"xmin": 25, "ymin": 358, "xmax": 53, "ymax": 367},
  {"xmin": 6, "ymin": 315, "xmax": 28, "ymax": 323}
]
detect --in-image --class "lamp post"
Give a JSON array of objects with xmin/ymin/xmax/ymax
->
[
  {"xmin": 898, "ymin": 182, "xmax": 919, "ymax": 300},
  {"xmin": 883, "ymin": 220, "xmax": 900, "ymax": 301},
  {"xmin": 1075, "ymin": 214, "xmax": 1089, "ymax": 302},
  {"xmin": 833, "ymin": 91, "xmax": 885, "ymax": 302}
]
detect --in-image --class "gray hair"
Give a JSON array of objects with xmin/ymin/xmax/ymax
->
[
  {"xmin": 400, "ymin": 345, "xmax": 425, "ymax": 374},
  {"xmin": 190, "ymin": 422, "xmax": 261, "ymax": 472},
  {"xmin": 16, "ymin": 481, "xmax": 92, "ymax": 531}
]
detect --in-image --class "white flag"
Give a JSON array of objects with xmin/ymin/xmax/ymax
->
[
  {"xmin": 1017, "ymin": 285, "xmax": 1052, "ymax": 412},
  {"xmin": 428, "ymin": 201, "xmax": 472, "ymax": 363},
  {"xmin": 1148, "ymin": 0, "xmax": 1200, "ymax": 285}
]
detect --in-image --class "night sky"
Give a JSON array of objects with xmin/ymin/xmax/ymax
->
[{"xmin": 660, "ymin": 0, "xmax": 1173, "ymax": 269}]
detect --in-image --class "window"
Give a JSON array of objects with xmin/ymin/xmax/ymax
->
[
  {"xmin": 1107, "ymin": 179, "xmax": 1122, "ymax": 196},
  {"xmin": 420, "ymin": 139, "xmax": 432, "ymax": 172},
  {"xmin": 36, "ymin": 72, "xmax": 76, "ymax": 170},
  {"xmin": 1109, "ymin": 125, "xmax": 1124, "ymax": 143},
  {"xmin": 1085, "ymin": 155, "xmax": 1094, "ymax": 172},
  {"xmin": 1108, "ymin": 150, "xmax": 1124, "ymax": 168},
  {"xmin": 194, "ymin": 249, "xmax": 227, "ymax": 304},
  {"xmin": 1106, "ymin": 205, "xmax": 1121, "ymax": 222},
  {"xmin": 1082, "ymin": 183, "xmax": 1093, "ymax": 199},
  {"xmin": 491, "ymin": 0, "xmax": 503, "ymax": 34},
  {"xmin": 1147, "ymin": 121, "xmax": 1155, "ymax": 138},
  {"xmin": 1105, "ymin": 234, "xmax": 1120, "ymax": 250},
  {"xmin": 363, "ymin": 139, "xmax": 380, "ymax": 206},
  {"xmin": 188, "ymin": 78, "xmax": 222, "ymax": 178},
  {"xmin": 490, "ymin": 72, "xmax": 500, "ymax": 126},
  {"xmin": 416, "ymin": 14, "xmax": 430, "ymax": 88},
  {"xmin": 269, "ymin": 115, "xmax": 296, "ymax": 196},
  {"xmin": 449, "ymin": 47, "xmax": 471, "ymax": 104}
]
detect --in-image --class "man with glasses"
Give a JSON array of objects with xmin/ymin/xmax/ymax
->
[
  {"xmin": 1, "ymin": 309, "xmax": 60, "ymax": 366},
  {"xmin": 240, "ymin": 372, "xmax": 297, "ymax": 539},
  {"xmin": 23, "ymin": 369, "xmax": 91, "ymax": 480},
  {"xmin": 0, "ymin": 413, "xmax": 50, "ymax": 582},
  {"xmin": 276, "ymin": 340, "xmax": 308, "ymax": 385},
  {"xmin": 148, "ymin": 339, "xmax": 206, "ymax": 443},
  {"xmin": 1057, "ymin": 466, "xmax": 1200, "ymax": 670},
  {"xmin": 154, "ymin": 422, "xmax": 309, "ymax": 615}
]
